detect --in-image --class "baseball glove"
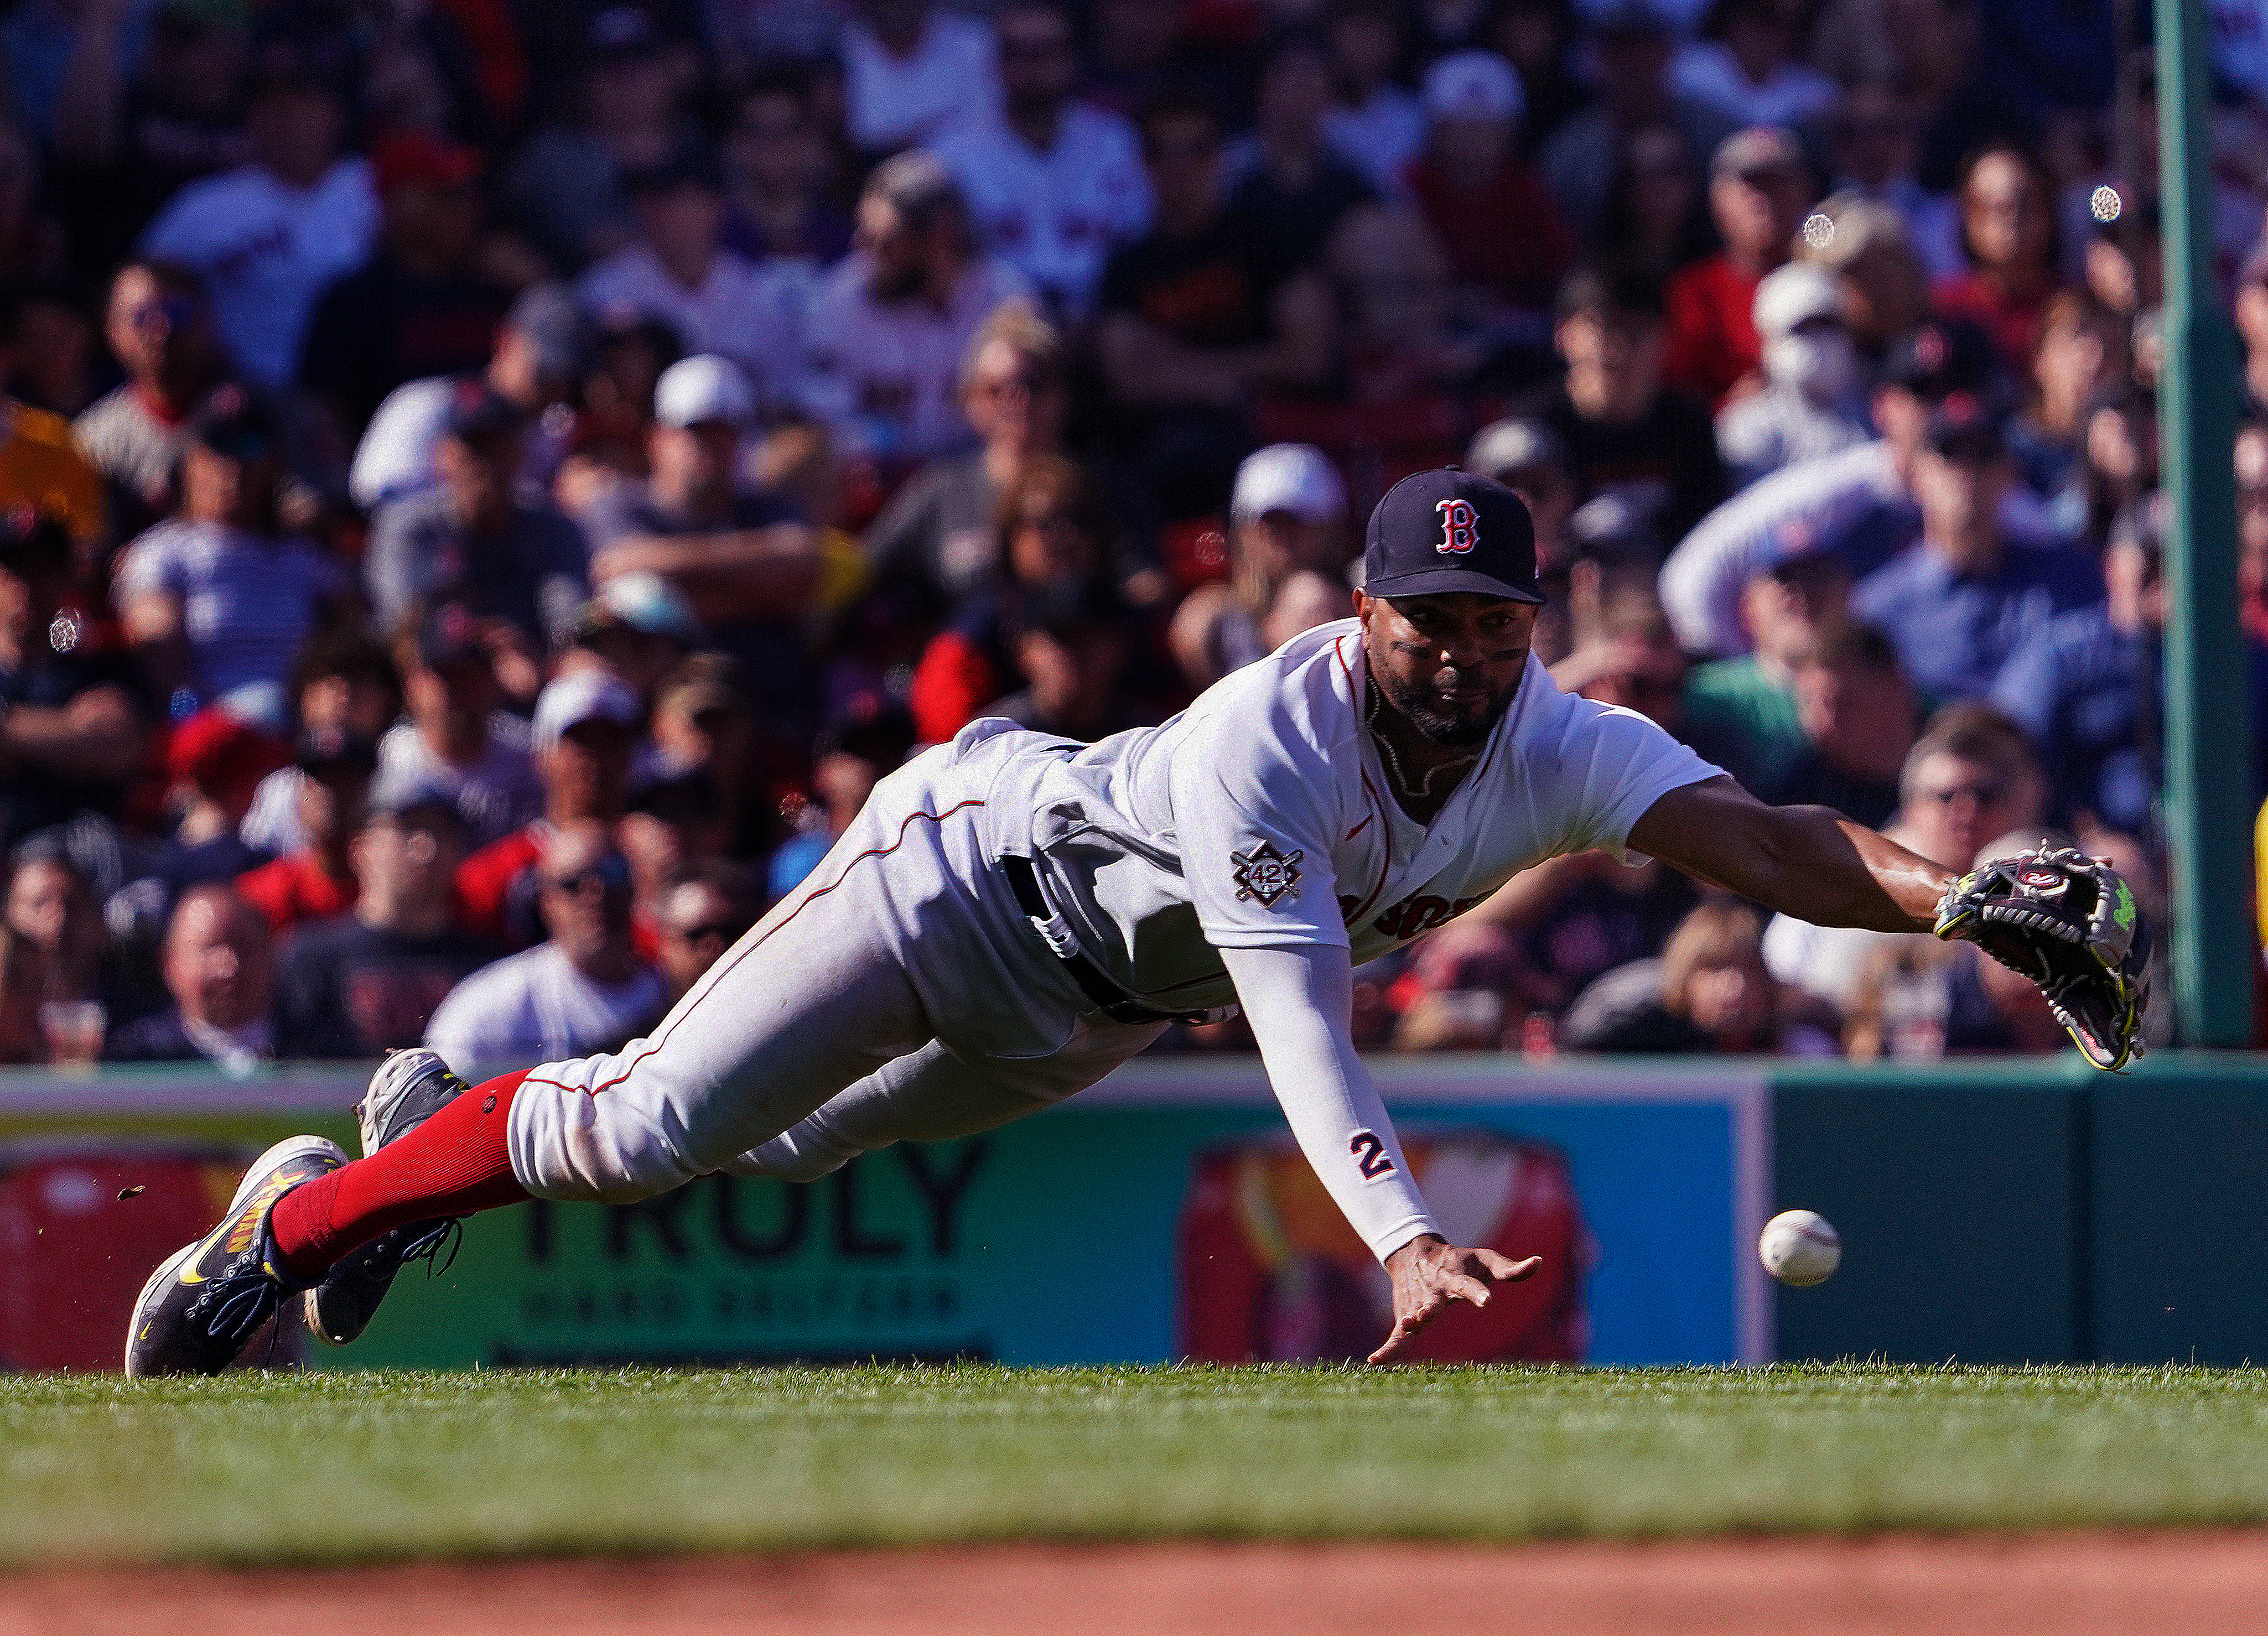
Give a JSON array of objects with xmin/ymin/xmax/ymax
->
[{"xmin": 1932, "ymin": 844, "xmax": 2148, "ymax": 1071}]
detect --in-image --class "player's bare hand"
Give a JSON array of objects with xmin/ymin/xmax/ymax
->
[{"xmin": 1368, "ymin": 1234, "xmax": 1540, "ymax": 1366}]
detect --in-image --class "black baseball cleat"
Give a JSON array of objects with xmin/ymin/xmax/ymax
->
[
  {"xmin": 302, "ymin": 1049, "xmax": 475, "ymax": 1348},
  {"xmin": 123, "ymin": 1134, "xmax": 347, "ymax": 1378}
]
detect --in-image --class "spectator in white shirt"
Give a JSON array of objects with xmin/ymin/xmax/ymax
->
[
  {"xmin": 577, "ymin": 143, "xmax": 811, "ymax": 419},
  {"xmin": 801, "ymin": 152, "xmax": 1033, "ymax": 466},
  {"xmin": 842, "ymin": 0, "xmax": 1001, "ymax": 155},
  {"xmin": 137, "ymin": 61, "xmax": 378, "ymax": 390},
  {"xmin": 376, "ymin": 601, "xmax": 544, "ymax": 851},
  {"xmin": 114, "ymin": 386, "xmax": 352, "ymax": 711},
  {"xmin": 929, "ymin": 0, "xmax": 1150, "ymax": 320},
  {"xmin": 1715, "ymin": 261, "xmax": 1873, "ymax": 490},
  {"xmin": 74, "ymin": 259, "xmax": 231, "ymax": 544},
  {"xmin": 424, "ymin": 818, "xmax": 666, "ymax": 1065},
  {"xmin": 583, "ymin": 355, "xmax": 817, "ymax": 636}
]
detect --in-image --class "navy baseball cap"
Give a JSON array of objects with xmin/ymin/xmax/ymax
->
[
  {"xmin": 1921, "ymin": 392, "xmax": 2007, "ymax": 460},
  {"xmin": 1362, "ymin": 468, "xmax": 1544, "ymax": 605},
  {"xmin": 1882, "ymin": 319, "xmax": 1999, "ymax": 403}
]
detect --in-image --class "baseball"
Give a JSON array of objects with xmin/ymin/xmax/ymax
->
[{"xmin": 1759, "ymin": 1209, "xmax": 1841, "ymax": 1287}]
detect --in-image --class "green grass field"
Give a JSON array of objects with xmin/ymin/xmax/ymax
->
[{"xmin": 8, "ymin": 1364, "xmax": 2268, "ymax": 1566}]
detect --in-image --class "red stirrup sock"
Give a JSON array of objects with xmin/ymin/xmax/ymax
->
[{"xmin": 271, "ymin": 1069, "xmax": 536, "ymax": 1280}]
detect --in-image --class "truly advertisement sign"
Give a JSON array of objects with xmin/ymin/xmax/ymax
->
[{"xmin": 0, "ymin": 1059, "xmax": 1771, "ymax": 1370}]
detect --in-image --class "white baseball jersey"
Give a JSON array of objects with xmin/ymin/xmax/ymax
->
[
  {"xmin": 929, "ymin": 105, "xmax": 1152, "ymax": 318},
  {"xmin": 1008, "ymin": 619, "xmax": 1724, "ymax": 1014}
]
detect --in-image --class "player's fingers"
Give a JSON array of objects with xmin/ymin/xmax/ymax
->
[
  {"xmin": 1368, "ymin": 1315, "xmax": 1421, "ymax": 1366},
  {"xmin": 1471, "ymin": 1250, "xmax": 1542, "ymax": 1282},
  {"xmin": 1442, "ymin": 1270, "xmax": 1493, "ymax": 1308}
]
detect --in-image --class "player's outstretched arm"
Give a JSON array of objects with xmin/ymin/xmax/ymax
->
[
  {"xmin": 1625, "ymin": 775, "xmax": 1954, "ymax": 933},
  {"xmin": 1217, "ymin": 942, "xmax": 1541, "ymax": 1365}
]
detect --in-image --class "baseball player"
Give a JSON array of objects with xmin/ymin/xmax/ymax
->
[{"xmin": 125, "ymin": 469, "xmax": 2143, "ymax": 1377}]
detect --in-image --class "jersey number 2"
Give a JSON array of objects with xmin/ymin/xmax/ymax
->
[{"xmin": 1348, "ymin": 1130, "xmax": 1396, "ymax": 1181}]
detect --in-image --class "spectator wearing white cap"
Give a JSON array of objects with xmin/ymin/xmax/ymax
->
[
  {"xmin": 927, "ymin": 0, "xmax": 1151, "ymax": 321},
  {"xmin": 1714, "ymin": 260, "xmax": 1873, "ymax": 490},
  {"xmin": 1166, "ymin": 443, "xmax": 1351, "ymax": 691},
  {"xmin": 581, "ymin": 355, "xmax": 817, "ymax": 633},
  {"xmin": 1405, "ymin": 50, "xmax": 1574, "ymax": 326},
  {"xmin": 798, "ymin": 152, "xmax": 1034, "ymax": 466},
  {"xmin": 453, "ymin": 669, "xmax": 643, "ymax": 948}
]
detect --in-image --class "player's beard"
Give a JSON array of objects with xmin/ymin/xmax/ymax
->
[{"xmin": 1378, "ymin": 656, "xmax": 1524, "ymax": 746}]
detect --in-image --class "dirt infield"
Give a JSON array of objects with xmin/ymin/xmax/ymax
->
[{"xmin": 7, "ymin": 1534, "xmax": 2268, "ymax": 1635}]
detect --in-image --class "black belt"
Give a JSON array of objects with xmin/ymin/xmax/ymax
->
[{"xmin": 1001, "ymin": 854, "xmax": 1210, "ymax": 1026}]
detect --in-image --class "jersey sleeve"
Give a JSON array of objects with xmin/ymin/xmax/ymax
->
[
  {"xmin": 1170, "ymin": 684, "xmax": 1348, "ymax": 951},
  {"xmin": 1220, "ymin": 942, "xmax": 1440, "ymax": 1263},
  {"xmin": 1544, "ymin": 694, "xmax": 1727, "ymax": 864}
]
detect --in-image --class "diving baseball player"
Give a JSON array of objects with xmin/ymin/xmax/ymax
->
[{"xmin": 125, "ymin": 468, "xmax": 2145, "ymax": 1377}]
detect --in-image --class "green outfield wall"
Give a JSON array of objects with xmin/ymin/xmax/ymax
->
[{"xmin": 1770, "ymin": 1053, "xmax": 2268, "ymax": 1366}]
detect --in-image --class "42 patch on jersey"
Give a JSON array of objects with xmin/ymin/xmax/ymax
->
[{"xmin": 1231, "ymin": 840, "xmax": 1304, "ymax": 908}]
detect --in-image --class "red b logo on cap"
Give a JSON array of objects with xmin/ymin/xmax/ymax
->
[{"xmin": 1435, "ymin": 498, "xmax": 1480, "ymax": 555}]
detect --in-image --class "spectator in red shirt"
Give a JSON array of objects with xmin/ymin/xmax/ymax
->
[
  {"xmin": 1663, "ymin": 124, "xmax": 1814, "ymax": 409},
  {"xmin": 1404, "ymin": 50, "xmax": 1575, "ymax": 325},
  {"xmin": 454, "ymin": 669, "xmax": 640, "ymax": 946},
  {"xmin": 1930, "ymin": 141, "xmax": 2062, "ymax": 374},
  {"xmin": 234, "ymin": 726, "xmax": 376, "ymax": 934}
]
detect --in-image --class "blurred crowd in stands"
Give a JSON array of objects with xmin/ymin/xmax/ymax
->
[{"xmin": 0, "ymin": 0, "xmax": 2260, "ymax": 1070}]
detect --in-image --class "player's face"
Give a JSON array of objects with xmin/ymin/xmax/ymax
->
[{"xmin": 1356, "ymin": 590, "xmax": 1537, "ymax": 746}]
